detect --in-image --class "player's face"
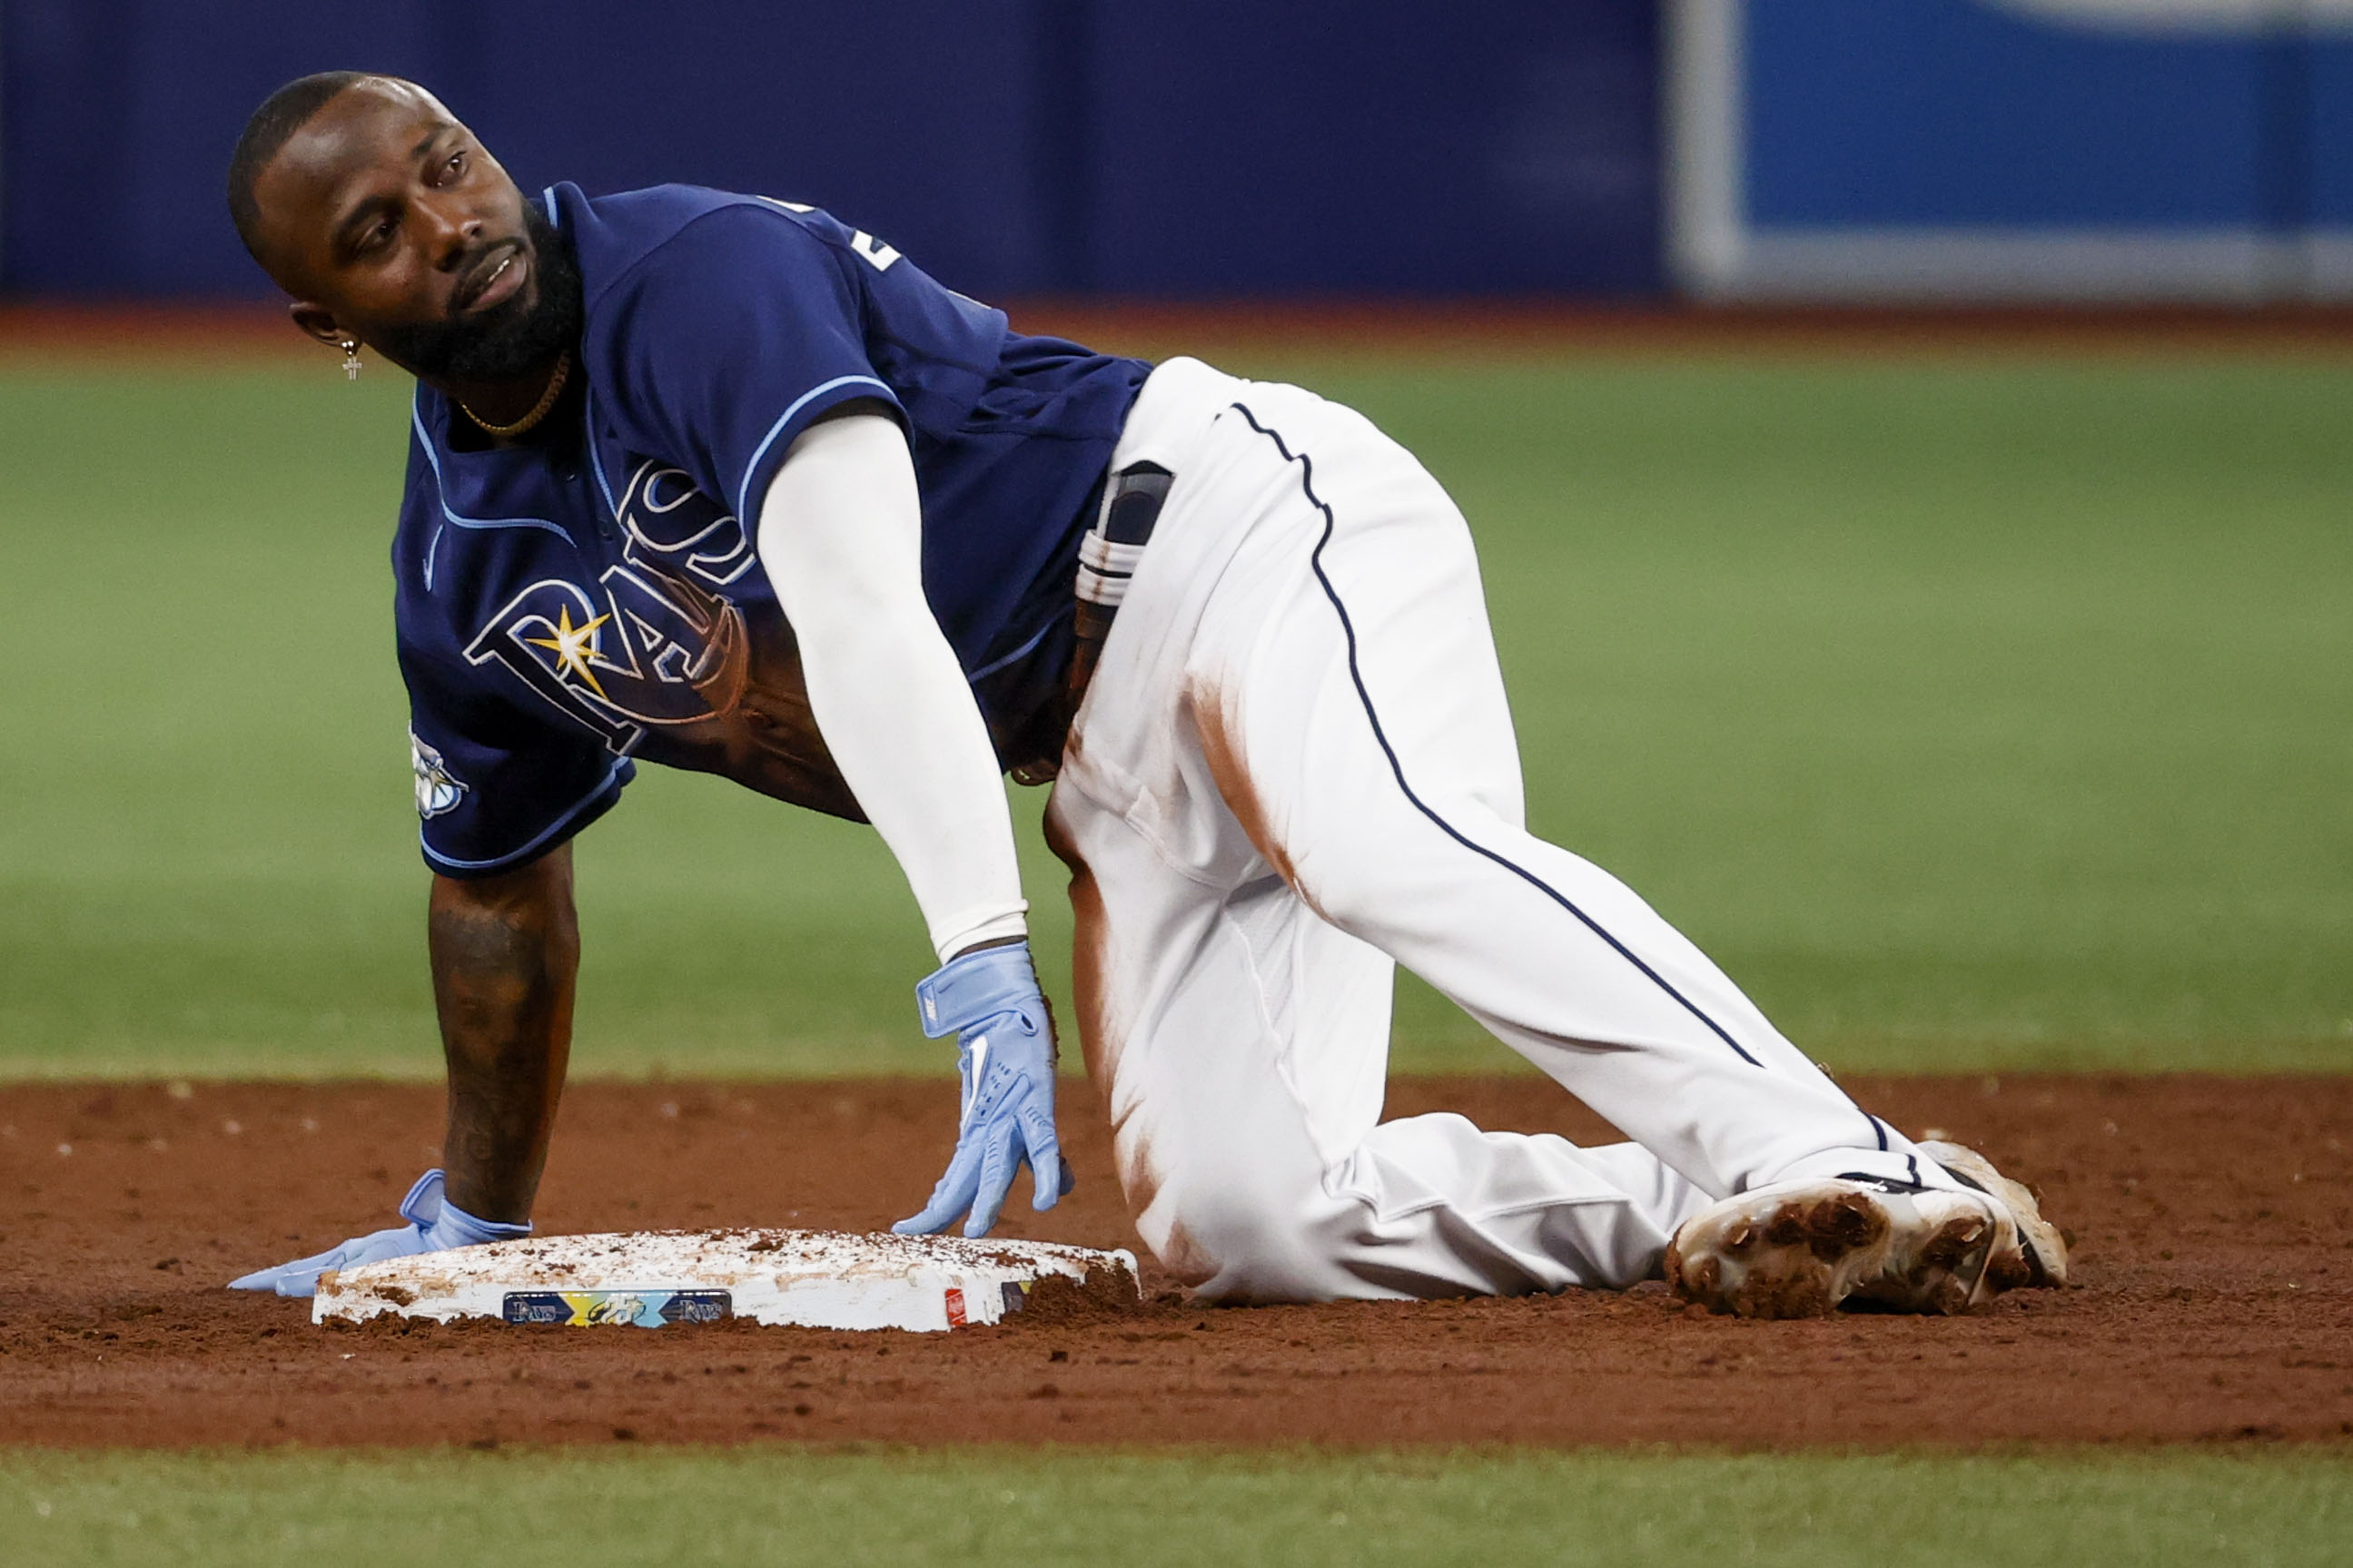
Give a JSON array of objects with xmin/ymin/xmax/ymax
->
[{"xmin": 252, "ymin": 80, "xmax": 554, "ymax": 382}]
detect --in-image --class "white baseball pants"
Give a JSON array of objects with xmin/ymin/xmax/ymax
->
[{"xmin": 1046, "ymin": 359, "xmax": 1961, "ymax": 1304}]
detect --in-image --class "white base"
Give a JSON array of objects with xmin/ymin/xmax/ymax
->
[{"xmin": 311, "ymin": 1228, "xmax": 1141, "ymax": 1333}]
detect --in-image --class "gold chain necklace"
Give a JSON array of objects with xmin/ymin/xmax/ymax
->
[{"xmin": 460, "ymin": 350, "xmax": 572, "ymax": 439}]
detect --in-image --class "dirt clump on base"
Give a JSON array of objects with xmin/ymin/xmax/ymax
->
[
  {"xmin": 1017, "ymin": 1264, "xmax": 1148, "ymax": 1328},
  {"xmin": 1, "ymin": 1073, "xmax": 2348, "ymax": 1449}
]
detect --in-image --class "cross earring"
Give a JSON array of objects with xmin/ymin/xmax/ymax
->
[{"xmin": 341, "ymin": 339, "xmax": 362, "ymax": 380}]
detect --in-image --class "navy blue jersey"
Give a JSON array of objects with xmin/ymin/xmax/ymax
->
[{"xmin": 395, "ymin": 182, "xmax": 1149, "ymax": 876}]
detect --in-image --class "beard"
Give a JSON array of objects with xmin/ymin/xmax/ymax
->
[{"xmin": 377, "ymin": 202, "xmax": 583, "ymax": 383}]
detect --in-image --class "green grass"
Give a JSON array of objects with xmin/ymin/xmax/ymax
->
[
  {"xmin": 1, "ymin": 1446, "xmax": 2348, "ymax": 1567},
  {"xmin": 1315, "ymin": 355, "xmax": 2353, "ymax": 1071},
  {"xmin": 1, "ymin": 354, "xmax": 2347, "ymax": 1078}
]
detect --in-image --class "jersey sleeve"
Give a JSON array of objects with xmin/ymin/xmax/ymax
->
[
  {"xmin": 593, "ymin": 205, "xmax": 902, "ymax": 536},
  {"xmin": 401, "ymin": 637, "xmax": 634, "ymax": 878}
]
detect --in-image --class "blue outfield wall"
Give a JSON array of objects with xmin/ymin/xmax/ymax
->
[
  {"xmin": 0, "ymin": 1, "xmax": 1664, "ymax": 301},
  {"xmin": 1745, "ymin": 3, "xmax": 2277, "ymax": 228},
  {"xmin": 1675, "ymin": 0, "xmax": 2353, "ymax": 301}
]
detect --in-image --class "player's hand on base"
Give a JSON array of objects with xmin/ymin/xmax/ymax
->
[
  {"xmin": 227, "ymin": 1169, "xmax": 531, "ymax": 1298},
  {"xmin": 894, "ymin": 941, "xmax": 1075, "ymax": 1239}
]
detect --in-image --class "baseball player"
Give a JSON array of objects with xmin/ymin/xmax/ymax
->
[{"xmin": 223, "ymin": 74, "xmax": 2065, "ymax": 1318}]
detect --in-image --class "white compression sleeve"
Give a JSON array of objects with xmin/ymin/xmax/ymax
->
[{"xmin": 756, "ymin": 413, "xmax": 1028, "ymax": 962}]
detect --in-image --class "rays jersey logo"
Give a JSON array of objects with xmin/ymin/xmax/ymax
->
[
  {"xmin": 463, "ymin": 463, "xmax": 756, "ymax": 752},
  {"xmin": 411, "ymin": 733, "xmax": 469, "ymax": 819},
  {"xmin": 611, "ymin": 459, "xmax": 756, "ymax": 587}
]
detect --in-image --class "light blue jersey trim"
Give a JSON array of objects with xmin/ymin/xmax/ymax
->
[
  {"xmin": 420, "ymin": 756, "xmax": 629, "ymax": 873},
  {"xmin": 965, "ymin": 619, "xmax": 1055, "ymax": 683},
  {"xmin": 541, "ymin": 186, "xmax": 559, "ymax": 226},
  {"xmin": 734, "ymin": 374, "xmax": 895, "ymax": 523},
  {"xmin": 411, "ymin": 397, "xmax": 579, "ymax": 564},
  {"xmin": 583, "ymin": 385, "xmax": 624, "ymax": 527}
]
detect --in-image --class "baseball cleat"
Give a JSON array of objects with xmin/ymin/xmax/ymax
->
[
  {"xmin": 1664, "ymin": 1176, "xmax": 2014, "ymax": 1319},
  {"xmin": 1917, "ymin": 1139, "xmax": 2069, "ymax": 1289}
]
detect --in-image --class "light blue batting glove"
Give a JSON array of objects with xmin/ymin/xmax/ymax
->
[
  {"xmin": 227, "ymin": 1169, "xmax": 531, "ymax": 1298},
  {"xmin": 893, "ymin": 941, "xmax": 1075, "ymax": 1239}
]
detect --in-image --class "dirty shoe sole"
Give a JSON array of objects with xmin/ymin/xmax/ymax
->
[
  {"xmin": 1919, "ymin": 1139, "xmax": 2069, "ymax": 1289},
  {"xmin": 1664, "ymin": 1179, "xmax": 2011, "ymax": 1319}
]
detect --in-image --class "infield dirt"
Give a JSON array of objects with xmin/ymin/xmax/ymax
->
[{"xmin": 2, "ymin": 1073, "xmax": 2348, "ymax": 1449}]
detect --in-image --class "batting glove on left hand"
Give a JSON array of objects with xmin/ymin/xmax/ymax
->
[
  {"xmin": 893, "ymin": 941, "xmax": 1074, "ymax": 1239},
  {"xmin": 227, "ymin": 1169, "xmax": 529, "ymax": 1298}
]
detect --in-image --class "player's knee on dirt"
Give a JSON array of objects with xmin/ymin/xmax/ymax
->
[{"xmin": 1145, "ymin": 1159, "xmax": 1353, "ymax": 1305}]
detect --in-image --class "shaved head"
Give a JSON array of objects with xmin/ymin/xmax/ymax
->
[
  {"xmin": 223, "ymin": 74, "xmax": 579, "ymax": 401},
  {"xmin": 230, "ymin": 74, "xmax": 471, "ymax": 287},
  {"xmin": 226, "ymin": 71, "xmax": 380, "ymax": 271}
]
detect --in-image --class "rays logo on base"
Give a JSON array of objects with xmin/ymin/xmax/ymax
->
[{"xmin": 502, "ymin": 1289, "xmax": 733, "ymax": 1327}]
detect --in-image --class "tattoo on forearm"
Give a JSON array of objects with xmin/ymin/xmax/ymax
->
[{"xmin": 428, "ymin": 854, "xmax": 578, "ymax": 1223}]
